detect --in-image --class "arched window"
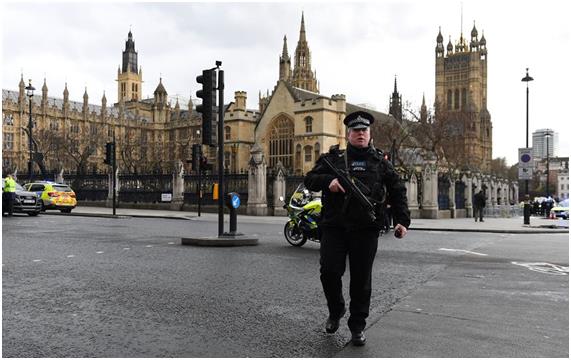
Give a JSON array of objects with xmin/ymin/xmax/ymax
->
[
  {"xmin": 268, "ymin": 116, "xmax": 294, "ymax": 169},
  {"xmin": 314, "ymin": 143, "xmax": 320, "ymax": 161},
  {"xmin": 225, "ymin": 126, "xmax": 231, "ymax": 140},
  {"xmin": 462, "ymin": 88, "xmax": 467, "ymax": 109},
  {"xmin": 447, "ymin": 90, "xmax": 452, "ymax": 110},
  {"xmin": 454, "ymin": 89, "xmax": 460, "ymax": 109},
  {"xmin": 305, "ymin": 116, "xmax": 313, "ymax": 133},
  {"xmin": 304, "ymin": 145, "xmax": 313, "ymax": 162}
]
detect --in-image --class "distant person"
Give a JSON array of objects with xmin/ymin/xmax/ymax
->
[
  {"xmin": 3, "ymin": 173, "xmax": 17, "ymax": 217},
  {"xmin": 473, "ymin": 190, "xmax": 486, "ymax": 222}
]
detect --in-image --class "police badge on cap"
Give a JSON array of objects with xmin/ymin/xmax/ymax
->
[{"xmin": 343, "ymin": 111, "xmax": 375, "ymax": 129}]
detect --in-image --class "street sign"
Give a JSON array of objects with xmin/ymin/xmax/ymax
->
[
  {"xmin": 518, "ymin": 148, "xmax": 533, "ymax": 169},
  {"xmin": 518, "ymin": 167, "xmax": 533, "ymax": 180},
  {"xmin": 231, "ymin": 194, "xmax": 241, "ymax": 209}
]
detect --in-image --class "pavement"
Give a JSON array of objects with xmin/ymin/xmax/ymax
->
[{"xmin": 53, "ymin": 205, "xmax": 569, "ymax": 234}]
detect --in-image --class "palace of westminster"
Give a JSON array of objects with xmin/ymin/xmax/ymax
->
[{"xmin": 2, "ymin": 14, "xmax": 493, "ymax": 176}]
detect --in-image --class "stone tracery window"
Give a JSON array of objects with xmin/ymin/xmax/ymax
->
[
  {"xmin": 268, "ymin": 116, "xmax": 294, "ymax": 169},
  {"xmin": 305, "ymin": 116, "xmax": 313, "ymax": 133}
]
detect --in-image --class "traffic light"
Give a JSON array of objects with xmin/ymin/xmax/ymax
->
[
  {"xmin": 104, "ymin": 142, "xmax": 115, "ymax": 166},
  {"xmin": 196, "ymin": 69, "xmax": 217, "ymax": 146},
  {"xmin": 191, "ymin": 143, "xmax": 201, "ymax": 171}
]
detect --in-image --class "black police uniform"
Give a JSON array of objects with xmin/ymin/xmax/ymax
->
[{"xmin": 304, "ymin": 113, "xmax": 410, "ymax": 335}]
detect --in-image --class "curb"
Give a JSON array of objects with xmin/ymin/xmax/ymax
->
[
  {"xmin": 409, "ymin": 227, "xmax": 568, "ymax": 234},
  {"xmin": 46, "ymin": 212, "xmax": 569, "ymax": 234}
]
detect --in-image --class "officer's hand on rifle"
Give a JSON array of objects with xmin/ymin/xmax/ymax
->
[
  {"xmin": 329, "ymin": 178, "xmax": 345, "ymax": 193},
  {"xmin": 394, "ymin": 224, "xmax": 407, "ymax": 238}
]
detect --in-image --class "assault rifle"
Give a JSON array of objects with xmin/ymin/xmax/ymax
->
[{"xmin": 321, "ymin": 157, "xmax": 377, "ymax": 222}]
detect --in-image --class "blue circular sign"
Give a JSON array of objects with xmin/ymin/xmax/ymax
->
[
  {"xmin": 231, "ymin": 194, "xmax": 241, "ymax": 209},
  {"xmin": 520, "ymin": 153, "xmax": 532, "ymax": 163}
]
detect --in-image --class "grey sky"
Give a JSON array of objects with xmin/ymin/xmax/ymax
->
[{"xmin": 1, "ymin": 0, "xmax": 569, "ymax": 164}]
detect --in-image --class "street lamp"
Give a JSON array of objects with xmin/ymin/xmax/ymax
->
[
  {"xmin": 521, "ymin": 69, "xmax": 533, "ymax": 225},
  {"xmin": 25, "ymin": 79, "xmax": 35, "ymax": 182},
  {"xmin": 521, "ymin": 68, "xmax": 534, "ymax": 194},
  {"xmin": 545, "ymin": 133, "xmax": 551, "ymax": 198}
]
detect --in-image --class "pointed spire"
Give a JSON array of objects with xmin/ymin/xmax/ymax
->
[
  {"xmin": 19, "ymin": 73, "xmax": 25, "ymax": 87},
  {"xmin": 102, "ymin": 91, "xmax": 107, "ymax": 104},
  {"xmin": 83, "ymin": 87, "xmax": 89, "ymax": 101},
  {"xmin": 63, "ymin": 82, "xmax": 69, "ymax": 100},
  {"xmin": 393, "ymin": 75, "xmax": 398, "ymax": 93},
  {"xmin": 42, "ymin": 78, "xmax": 48, "ymax": 92},
  {"xmin": 437, "ymin": 26, "xmax": 443, "ymax": 43},
  {"xmin": 282, "ymin": 35, "xmax": 289, "ymax": 58},
  {"xmin": 188, "ymin": 92, "xmax": 193, "ymax": 110},
  {"xmin": 299, "ymin": 12, "xmax": 306, "ymax": 42}
]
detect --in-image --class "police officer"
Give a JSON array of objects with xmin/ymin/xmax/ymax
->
[
  {"xmin": 3, "ymin": 173, "xmax": 17, "ymax": 216},
  {"xmin": 304, "ymin": 111, "xmax": 410, "ymax": 346}
]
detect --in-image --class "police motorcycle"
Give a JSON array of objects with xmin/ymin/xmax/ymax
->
[{"xmin": 279, "ymin": 184, "xmax": 322, "ymax": 247}]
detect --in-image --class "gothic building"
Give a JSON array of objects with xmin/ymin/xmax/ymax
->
[
  {"xmin": 2, "ymin": 31, "xmax": 205, "ymax": 175},
  {"xmin": 434, "ymin": 23, "xmax": 492, "ymax": 172}
]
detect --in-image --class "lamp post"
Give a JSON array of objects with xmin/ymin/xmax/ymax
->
[
  {"xmin": 545, "ymin": 133, "xmax": 551, "ymax": 198},
  {"xmin": 25, "ymin": 80, "xmax": 35, "ymax": 182},
  {"xmin": 521, "ymin": 68, "xmax": 534, "ymax": 195},
  {"xmin": 521, "ymin": 69, "xmax": 533, "ymax": 225}
]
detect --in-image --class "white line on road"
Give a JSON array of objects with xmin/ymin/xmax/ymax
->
[
  {"xmin": 123, "ymin": 248, "xmax": 130, "ymax": 250},
  {"xmin": 96, "ymin": 251, "xmax": 104, "ymax": 254},
  {"xmin": 67, "ymin": 255, "xmax": 75, "ymax": 258},
  {"xmin": 438, "ymin": 248, "xmax": 488, "ymax": 256},
  {"xmin": 145, "ymin": 245, "xmax": 153, "ymax": 248},
  {"xmin": 32, "ymin": 259, "xmax": 42, "ymax": 262},
  {"xmin": 511, "ymin": 262, "xmax": 569, "ymax": 276}
]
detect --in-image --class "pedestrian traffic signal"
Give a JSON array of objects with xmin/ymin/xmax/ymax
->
[
  {"xmin": 104, "ymin": 142, "xmax": 115, "ymax": 166},
  {"xmin": 196, "ymin": 69, "xmax": 216, "ymax": 146}
]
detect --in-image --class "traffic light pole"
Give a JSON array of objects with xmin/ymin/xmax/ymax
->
[
  {"xmin": 198, "ymin": 156, "xmax": 202, "ymax": 217},
  {"xmin": 217, "ymin": 67, "xmax": 224, "ymax": 237}
]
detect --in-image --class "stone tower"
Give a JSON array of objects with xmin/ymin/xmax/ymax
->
[
  {"xmin": 434, "ymin": 22, "xmax": 492, "ymax": 172},
  {"xmin": 117, "ymin": 30, "xmax": 143, "ymax": 103},
  {"xmin": 291, "ymin": 13, "xmax": 319, "ymax": 93},
  {"xmin": 389, "ymin": 76, "xmax": 403, "ymax": 122}
]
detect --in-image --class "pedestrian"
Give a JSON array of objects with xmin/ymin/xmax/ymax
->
[
  {"xmin": 473, "ymin": 190, "xmax": 486, "ymax": 222},
  {"xmin": 304, "ymin": 110, "xmax": 410, "ymax": 346},
  {"xmin": 3, "ymin": 173, "xmax": 17, "ymax": 217}
]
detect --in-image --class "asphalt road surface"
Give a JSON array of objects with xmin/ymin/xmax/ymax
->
[{"xmin": 2, "ymin": 214, "xmax": 568, "ymax": 357}]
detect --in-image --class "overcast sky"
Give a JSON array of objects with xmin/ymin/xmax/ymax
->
[{"xmin": 1, "ymin": 0, "xmax": 569, "ymax": 165}]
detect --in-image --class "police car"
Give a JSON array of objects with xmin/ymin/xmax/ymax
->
[{"xmin": 23, "ymin": 181, "xmax": 77, "ymax": 213}]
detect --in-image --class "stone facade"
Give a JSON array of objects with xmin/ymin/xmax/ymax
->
[{"xmin": 434, "ymin": 23, "xmax": 493, "ymax": 172}]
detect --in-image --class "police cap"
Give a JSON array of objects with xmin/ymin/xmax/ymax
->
[{"xmin": 343, "ymin": 111, "xmax": 375, "ymax": 129}]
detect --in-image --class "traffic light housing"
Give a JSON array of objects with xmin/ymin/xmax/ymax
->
[
  {"xmin": 196, "ymin": 69, "xmax": 217, "ymax": 146},
  {"xmin": 104, "ymin": 142, "xmax": 115, "ymax": 166}
]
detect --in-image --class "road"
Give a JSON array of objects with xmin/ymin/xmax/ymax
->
[{"xmin": 2, "ymin": 214, "xmax": 568, "ymax": 357}]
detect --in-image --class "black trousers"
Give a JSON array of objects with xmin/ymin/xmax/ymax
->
[
  {"xmin": 3, "ymin": 192, "xmax": 15, "ymax": 216},
  {"xmin": 320, "ymin": 227, "xmax": 379, "ymax": 332},
  {"xmin": 474, "ymin": 207, "xmax": 484, "ymax": 221}
]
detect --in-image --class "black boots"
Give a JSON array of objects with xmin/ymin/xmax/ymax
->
[
  {"xmin": 351, "ymin": 331, "xmax": 366, "ymax": 346},
  {"xmin": 325, "ymin": 308, "xmax": 346, "ymax": 333}
]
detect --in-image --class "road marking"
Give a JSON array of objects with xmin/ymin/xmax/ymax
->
[
  {"xmin": 32, "ymin": 259, "xmax": 42, "ymax": 262},
  {"xmin": 145, "ymin": 245, "xmax": 153, "ymax": 248},
  {"xmin": 96, "ymin": 251, "xmax": 104, "ymax": 254},
  {"xmin": 168, "ymin": 242, "xmax": 175, "ymax": 245},
  {"xmin": 123, "ymin": 248, "xmax": 130, "ymax": 250},
  {"xmin": 511, "ymin": 262, "xmax": 569, "ymax": 276},
  {"xmin": 67, "ymin": 255, "xmax": 75, "ymax": 258},
  {"xmin": 439, "ymin": 248, "xmax": 488, "ymax": 256}
]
